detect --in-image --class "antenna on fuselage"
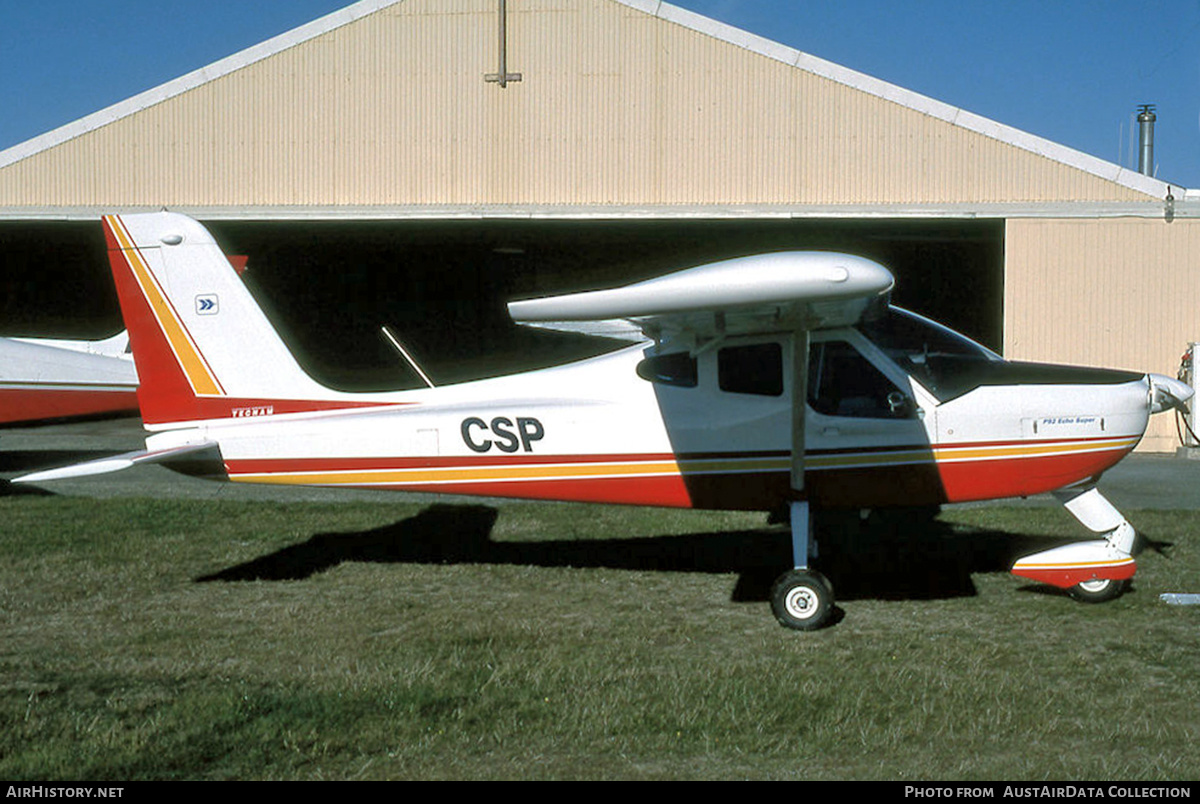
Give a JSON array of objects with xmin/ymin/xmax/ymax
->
[{"xmin": 380, "ymin": 326, "xmax": 436, "ymax": 389}]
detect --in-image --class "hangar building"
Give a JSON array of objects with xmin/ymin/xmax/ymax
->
[{"xmin": 1, "ymin": 0, "xmax": 1196, "ymax": 451}]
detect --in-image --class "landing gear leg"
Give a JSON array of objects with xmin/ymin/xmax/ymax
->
[{"xmin": 770, "ymin": 500, "xmax": 834, "ymax": 630}]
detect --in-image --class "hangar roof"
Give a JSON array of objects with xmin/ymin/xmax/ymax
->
[{"xmin": 0, "ymin": 0, "xmax": 1181, "ymax": 219}]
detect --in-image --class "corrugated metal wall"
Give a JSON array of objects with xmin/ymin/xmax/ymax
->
[
  {"xmin": 0, "ymin": 0, "xmax": 1152, "ymax": 208},
  {"xmin": 1005, "ymin": 217, "xmax": 1200, "ymax": 452}
]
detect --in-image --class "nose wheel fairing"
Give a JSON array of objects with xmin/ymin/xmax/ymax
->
[
  {"xmin": 1010, "ymin": 540, "xmax": 1137, "ymax": 589},
  {"xmin": 1010, "ymin": 487, "xmax": 1138, "ymax": 594}
]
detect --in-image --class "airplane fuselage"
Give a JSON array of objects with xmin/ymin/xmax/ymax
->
[{"xmin": 148, "ymin": 310, "xmax": 1153, "ymax": 513}]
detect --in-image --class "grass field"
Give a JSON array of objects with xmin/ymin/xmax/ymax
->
[{"xmin": 1, "ymin": 494, "xmax": 1198, "ymax": 780}]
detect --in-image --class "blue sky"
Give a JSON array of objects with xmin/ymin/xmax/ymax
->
[{"xmin": 4, "ymin": 0, "xmax": 1200, "ymax": 187}]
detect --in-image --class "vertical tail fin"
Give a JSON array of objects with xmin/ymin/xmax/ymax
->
[{"xmin": 104, "ymin": 212, "xmax": 351, "ymax": 428}]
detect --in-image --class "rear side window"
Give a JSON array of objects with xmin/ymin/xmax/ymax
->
[
  {"xmin": 718, "ymin": 343, "xmax": 783, "ymax": 396},
  {"xmin": 636, "ymin": 352, "xmax": 698, "ymax": 388}
]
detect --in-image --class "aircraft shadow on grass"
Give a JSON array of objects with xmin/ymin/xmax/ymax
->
[{"xmin": 194, "ymin": 502, "xmax": 1129, "ymax": 604}]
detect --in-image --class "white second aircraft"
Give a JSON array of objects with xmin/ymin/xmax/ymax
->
[
  {"xmin": 17, "ymin": 212, "xmax": 1193, "ymax": 630},
  {"xmin": 0, "ymin": 332, "xmax": 137, "ymax": 425}
]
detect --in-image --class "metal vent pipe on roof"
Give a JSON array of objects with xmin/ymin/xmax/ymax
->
[{"xmin": 1137, "ymin": 104, "xmax": 1156, "ymax": 176}]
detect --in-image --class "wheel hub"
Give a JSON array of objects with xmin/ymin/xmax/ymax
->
[{"xmin": 785, "ymin": 587, "xmax": 819, "ymax": 619}]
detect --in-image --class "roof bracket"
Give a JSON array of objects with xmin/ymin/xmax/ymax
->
[{"xmin": 484, "ymin": 0, "xmax": 523, "ymax": 89}]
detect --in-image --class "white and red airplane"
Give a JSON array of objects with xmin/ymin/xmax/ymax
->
[
  {"xmin": 16, "ymin": 212, "xmax": 1192, "ymax": 630},
  {"xmin": 0, "ymin": 331, "xmax": 138, "ymax": 425}
]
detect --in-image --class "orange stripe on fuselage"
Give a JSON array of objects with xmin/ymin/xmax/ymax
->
[
  {"xmin": 233, "ymin": 458, "xmax": 683, "ymax": 487},
  {"xmin": 105, "ymin": 216, "xmax": 223, "ymax": 397}
]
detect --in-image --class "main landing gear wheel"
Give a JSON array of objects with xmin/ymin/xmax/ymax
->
[
  {"xmin": 1068, "ymin": 577, "xmax": 1128, "ymax": 604},
  {"xmin": 770, "ymin": 570, "xmax": 833, "ymax": 631}
]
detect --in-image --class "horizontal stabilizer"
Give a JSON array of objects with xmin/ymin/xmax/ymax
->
[{"xmin": 14, "ymin": 442, "xmax": 218, "ymax": 483}]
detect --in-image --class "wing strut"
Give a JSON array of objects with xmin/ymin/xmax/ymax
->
[
  {"xmin": 789, "ymin": 328, "xmax": 811, "ymax": 570},
  {"xmin": 769, "ymin": 326, "xmax": 836, "ymax": 631}
]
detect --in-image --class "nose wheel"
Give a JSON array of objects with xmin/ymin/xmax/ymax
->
[
  {"xmin": 1069, "ymin": 577, "xmax": 1128, "ymax": 603},
  {"xmin": 770, "ymin": 570, "xmax": 834, "ymax": 631}
]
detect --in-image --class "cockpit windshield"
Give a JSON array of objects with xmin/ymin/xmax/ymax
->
[{"xmin": 858, "ymin": 307, "xmax": 1003, "ymax": 402}]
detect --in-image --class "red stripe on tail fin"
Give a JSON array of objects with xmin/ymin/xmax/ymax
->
[{"xmin": 104, "ymin": 215, "xmax": 213, "ymax": 427}]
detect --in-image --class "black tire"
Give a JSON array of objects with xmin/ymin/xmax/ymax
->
[
  {"xmin": 1068, "ymin": 577, "xmax": 1128, "ymax": 603},
  {"xmin": 770, "ymin": 570, "xmax": 834, "ymax": 631}
]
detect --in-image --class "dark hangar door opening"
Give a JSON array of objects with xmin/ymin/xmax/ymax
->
[
  {"xmin": 207, "ymin": 218, "xmax": 1004, "ymax": 389},
  {"xmin": 0, "ymin": 218, "xmax": 1003, "ymax": 391}
]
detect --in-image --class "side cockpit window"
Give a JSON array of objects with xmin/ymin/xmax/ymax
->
[
  {"xmin": 808, "ymin": 340, "xmax": 912, "ymax": 418},
  {"xmin": 718, "ymin": 342, "xmax": 783, "ymax": 396},
  {"xmin": 636, "ymin": 352, "xmax": 698, "ymax": 388}
]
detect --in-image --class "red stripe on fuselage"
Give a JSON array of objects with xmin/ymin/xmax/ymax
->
[
  {"xmin": 934, "ymin": 444, "xmax": 1136, "ymax": 502},
  {"xmin": 170, "ymin": 396, "xmax": 412, "ymax": 424},
  {"xmin": 360, "ymin": 475, "xmax": 696, "ymax": 507}
]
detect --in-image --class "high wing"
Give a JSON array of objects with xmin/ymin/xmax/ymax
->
[
  {"xmin": 510, "ymin": 250, "xmax": 896, "ymax": 629},
  {"xmin": 508, "ymin": 251, "xmax": 894, "ymax": 343}
]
